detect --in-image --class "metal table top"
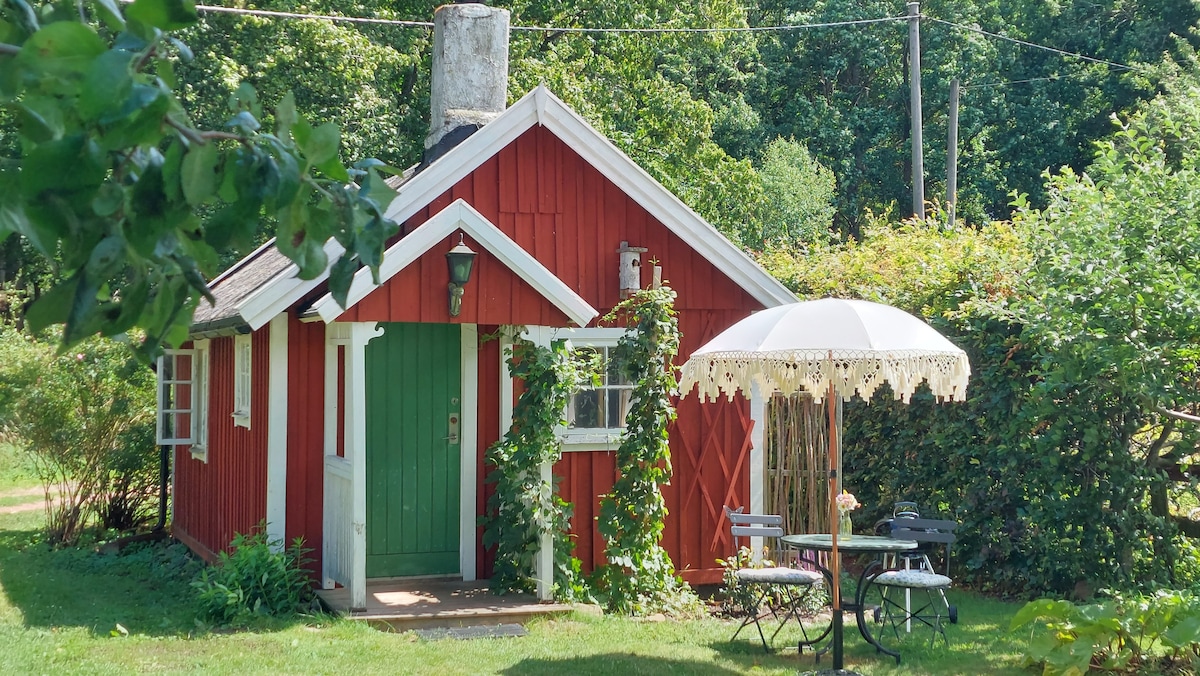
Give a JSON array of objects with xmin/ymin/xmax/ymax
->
[{"xmin": 781, "ymin": 533, "xmax": 918, "ymax": 553}]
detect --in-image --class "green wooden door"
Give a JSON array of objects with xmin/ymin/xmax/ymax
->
[{"xmin": 365, "ymin": 323, "xmax": 461, "ymax": 578}]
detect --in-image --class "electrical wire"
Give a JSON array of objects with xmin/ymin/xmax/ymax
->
[
  {"xmin": 184, "ymin": 3, "xmax": 433, "ymax": 27},
  {"xmin": 926, "ymin": 16, "xmax": 1140, "ymax": 72},
  {"xmin": 161, "ymin": 2, "xmax": 1147, "ymax": 88},
  {"xmin": 180, "ymin": 2, "xmax": 907, "ymax": 33},
  {"xmin": 508, "ymin": 16, "xmax": 908, "ymax": 33}
]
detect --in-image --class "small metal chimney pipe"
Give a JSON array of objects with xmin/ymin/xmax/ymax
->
[{"xmin": 425, "ymin": 3, "xmax": 510, "ymax": 164}]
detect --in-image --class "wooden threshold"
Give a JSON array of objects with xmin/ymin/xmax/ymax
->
[{"xmin": 315, "ymin": 578, "xmax": 576, "ymax": 632}]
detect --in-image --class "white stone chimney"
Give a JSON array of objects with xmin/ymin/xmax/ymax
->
[{"xmin": 424, "ymin": 2, "xmax": 510, "ymax": 164}]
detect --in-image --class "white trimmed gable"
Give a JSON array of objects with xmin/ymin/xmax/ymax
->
[
  {"xmin": 234, "ymin": 85, "xmax": 794, "ymax": 331},
  {"xmin": 308, "ymin": 199, "xmax": 599, "ymax": 327}
]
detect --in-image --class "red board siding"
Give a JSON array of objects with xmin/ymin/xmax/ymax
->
[
  {"xmin": 475, "ymin": 325, "xmax": 501, "ymax": 580},
  {"xmin": 284, "ymin": 316, "xmax": 327, "ymax": 570},
  {"xmin": 174, "ymin": 331, "xmax": 270, "ymax": 556},
  {"xmin": 334, "ymin": 126, "xmax": 762, "ymax": 583},
  {"xmin": 340, "ymin": 126, "xmax": 756, "ymax": 327},
  {"xmin": 551, "ymin": 311, "xmax": 754, "ymax": 584}
]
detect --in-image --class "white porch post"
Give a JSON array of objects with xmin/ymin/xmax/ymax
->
[
  {"xmin": 518, "ymin": 327, "xmax": 556, "ymax": 601},
  {"xmin": 460, "ymin": 323, "xmax": 479, "ymax": 581},
  {"xmin": 749, "ymin": 384, "xmax": 767, "ymax": 560},
  {"xmin": 346, "ymin": 322, "xmax": 383, "ymax": 611},
  {"xmin": 265, "ymin": 313, "xmax": 289, "ymax": 549}
]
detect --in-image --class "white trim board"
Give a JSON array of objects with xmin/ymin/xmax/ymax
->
[
  {"xmin": 383, "ymin": 86, "xmax": 795, "ymax": 309},
  {"xmin": 219, "ymin": 85, "xmax": 793, "ymax": 334},
  {"xmin": 308, "ymin": 199, "xmax": 599, "ymax": 327},
  {"xmin": 459, "ymin": 323, "xmax": 479, "ymax": 582},
  {"xmin": 265, "ymin": 314, "xmax": 289, "ymax": 548}
]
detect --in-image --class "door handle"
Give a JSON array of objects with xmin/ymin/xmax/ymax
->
[{"xmin": 445, "ymin": 413, "xmax": 460, "ymax": 444}]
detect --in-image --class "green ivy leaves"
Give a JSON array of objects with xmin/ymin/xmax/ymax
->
[{"xmin": 595, "ymin": 287, "xmax": 690, "ymax": 614}]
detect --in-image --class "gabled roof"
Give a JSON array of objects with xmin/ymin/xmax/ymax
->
[
  {"xmin": 305, "ymin": 199, "xmax": 598, "ymax": 326},
  {"xmin": 194, "ymin": 84, "xmax": 794, "ymax": 336}
]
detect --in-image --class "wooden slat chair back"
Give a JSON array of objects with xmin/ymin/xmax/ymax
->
[
  {"xmin": 723, "ymin": 506, "xmax": 823, "ymax": 653},
  {"xmin": 866, "ymin": 517, "xmax": 959, "ymax": 646}
]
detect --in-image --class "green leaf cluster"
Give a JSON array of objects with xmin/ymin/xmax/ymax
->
[
  {"xmin": 0, "ymin": 0, "xmax": 399, "ymax": 357},
  {"xmin": 483, "ymin": 332, "xmax": 592, "ymax": 598},
  {"xmin": 1011, "ymin": 590, "xmax": 1200, "ymax": 675},
  {"xmin": 594, "ymin": 287, "xmax": 696, "ymax": 615},
  {"xmin": 0, "ymin": 323, "xmax": 158, "ymax": 545},
  {"xmin": 192, "ymin": 524, "xmax": 314, "ymax": 626}
]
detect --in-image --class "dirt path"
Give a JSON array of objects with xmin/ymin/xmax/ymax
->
[
  {"xmin": 0, "ymin": 500, "xmax": 45, "ymax": 515},
  {"xmin": 0, "ymin": 486, "xmax": 45, "ymax": 500},
  {"xmin": 0, "ymin": 485, "xmax": 64, "ymax": 515}
]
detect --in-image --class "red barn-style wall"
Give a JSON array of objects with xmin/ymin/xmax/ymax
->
[
  {"xmin": 340, "ymin": 125, "xmax": 761, "ymax": 583},
  {"xmin": 284, "ymin": 316, "xmax": 327, "ymax": 559},
  {"xmin": 173, "ymin": 330, "xmax": 271, "ymax": 560}
]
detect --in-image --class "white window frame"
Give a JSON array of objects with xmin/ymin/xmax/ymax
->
[
  {"xmin": 155, "ymin": 341, "xmax": 210, "ymax": 462},
  {"xmin": 559, "ymin": 328, "xmax": 633, "ymax": 452},
  {"xmin": 232, "ymin": 333, "xmax": 252, "ymax": 428}
]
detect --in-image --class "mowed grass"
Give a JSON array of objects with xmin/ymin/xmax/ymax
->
[
  {"xmin": 0, "ymin": 508, "xmax": 1034, "ymax": 675},
  {"xmin": 0, "ymin": 442, "xmax": 37, "ymax": 495}
]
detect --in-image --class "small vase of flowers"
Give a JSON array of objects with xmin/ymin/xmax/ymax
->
[{"xmin": 835, "ymin": 490, "xmax": 859, "ymax": 536}]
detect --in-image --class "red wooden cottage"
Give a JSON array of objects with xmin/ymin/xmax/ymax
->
[{"xmin": 156, "ymin": 3, "xmax": 795, "ymax": 610}]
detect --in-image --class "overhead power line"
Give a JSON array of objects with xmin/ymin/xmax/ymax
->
[
  {"xmin": 927, "ymin": 16, "xmax": 1140, "ymax": 72},
  {"xmin": 186, "ymin": 3, "xmax": 433, "ymax": 27},
  {"xmin": 183, "ymin": 3, "xmax": 907, "ymax": 33},
  {"xmin": 170, "ymin": 2, "xmax": 1142, "ymax": 82}
]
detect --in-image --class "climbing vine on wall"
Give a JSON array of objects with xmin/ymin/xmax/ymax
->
[
  {"xmin": 482, "ymin": 330, "xmax": 592, "ymax": 598},
  {"xmin": 595, "ymin": 287, "xmax": 693, "ymax": 614}
]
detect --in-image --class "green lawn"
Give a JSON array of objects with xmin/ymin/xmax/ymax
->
[
  {"xmin": 0, "ymin": 508, "xmax": 1033, "ymax": 675},
  {"xmin": 0, "ymin": 442, "xmax": 37, "ymax": 494}
]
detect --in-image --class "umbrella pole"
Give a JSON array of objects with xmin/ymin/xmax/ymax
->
[{"xmin": 827, "ymin": 380, "xmax": 843, "ymax": 669}]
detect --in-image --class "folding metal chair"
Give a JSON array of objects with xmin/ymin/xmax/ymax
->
[
  {"xmin": 866, "ymin": 517, "xmax": 958, "ymax": 645},
  {"xmin": 724, "ymin": 506, "xmax": 824, "ymax": 652}
]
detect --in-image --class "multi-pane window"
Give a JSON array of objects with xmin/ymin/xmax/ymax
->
[
  {"xmin": 566, "ymin": 345, "xmax": 632, "ymax": 431},
  {"xmin": 232, "ymin": 333, "xmax": 251, "ymax": 428},
  {"xmin": 559, "ymin": 329, "xmax": 632, "ymax": 450},
  {"xmin": 156, "ymin": 341, "xmax": 210, "ymax": 461}
]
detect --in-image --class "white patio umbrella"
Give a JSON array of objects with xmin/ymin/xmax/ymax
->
[{"xmin": 679, "ymin": 298, "xmax": 970, "ymax": 668}]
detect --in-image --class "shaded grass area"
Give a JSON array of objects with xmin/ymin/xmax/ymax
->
[{"xmin": 0, "ymin": 509, "xmax": 1033, "ymax": 674}]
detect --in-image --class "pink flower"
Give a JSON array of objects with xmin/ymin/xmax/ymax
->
[
  {"xmin": 835, "ymin": 490, "xmax": 859, "ymax": 514},
  {"xmin": 76, "ymin": 353, "xmax": 85, "ymax": 361}
]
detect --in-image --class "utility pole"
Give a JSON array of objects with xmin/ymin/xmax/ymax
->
[
  {"xmin": 908, "ymin": 2, "xmax": 925, "ymax": 220},
  {"xmin": 947, "ymin": 78, "xmax": 960, "ymax": 228}
]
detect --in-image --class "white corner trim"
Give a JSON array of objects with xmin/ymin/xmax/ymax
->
[
  {"xmin": 237, "ymin": 239, "xmax": 347, "ymax": 331},
  {"xmin": 266, "ymin": 314, "xmax": 288, "ymax": 549},
  {"xmin": 749, "ymin": 384, "xmax": 765, "ymax": 517},
  {"xmin": 459, "ymin": 324, "xmax": 478, "ymax": 582},
  {"xmin": 311, "ymin": 199, "xmax": 599, "ymax": 327}
]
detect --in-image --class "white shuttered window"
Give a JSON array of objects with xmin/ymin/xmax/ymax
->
[{"xmin": 233, "ymin": 333, "xmax": 251, "ymax": 428}]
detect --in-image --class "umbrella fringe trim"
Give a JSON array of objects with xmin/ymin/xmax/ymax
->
[{"xmin": 678, "ymin": 351, "xmax": 970, "ymax": 404}]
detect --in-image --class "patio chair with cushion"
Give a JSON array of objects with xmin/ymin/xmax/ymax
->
[
  {"xmin": 723, "ymin": 506, "xmax": 824, "ymax": 652},
  {"xmin": 866, "ymin": 517, "xmax": 959, "ymax": 646}
]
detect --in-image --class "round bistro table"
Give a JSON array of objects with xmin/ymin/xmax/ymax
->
[{"xmin": 781, "ymin": 534, "xmax": 918, "ymax": 666}]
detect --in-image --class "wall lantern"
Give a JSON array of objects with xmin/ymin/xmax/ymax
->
[{"xmin": 446, "ymin": 232, "xmax": 477, "ymax": 317}]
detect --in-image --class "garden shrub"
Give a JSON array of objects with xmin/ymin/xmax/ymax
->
[
  {"xmin": 193, "ymin": 526, "xmax": 314, "ymax": 625},
  {"xmin": 1012, "ymin": 590, "xmax": 1200, "ymax": 675},
  {"xmin": 0, "ymin": 326, "xmax": 159, "ymax": 545}
]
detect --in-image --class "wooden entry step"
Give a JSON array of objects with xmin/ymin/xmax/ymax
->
[{"xmin": 315, "ymin": 578, "xmax": 576, "ymax": 632}]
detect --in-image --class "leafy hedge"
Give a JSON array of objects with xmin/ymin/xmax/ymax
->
[{"xmin": 759, "ymin": 196, "xmax": 1189, "ymax": 596}]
